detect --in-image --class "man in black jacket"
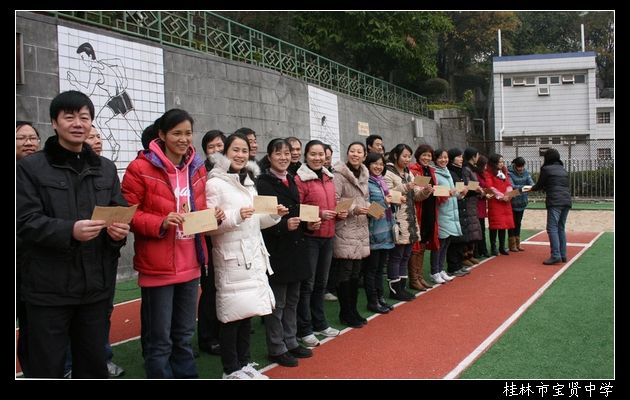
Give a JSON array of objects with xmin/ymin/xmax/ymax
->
[{"xmin": 16, "ymin": 91, "xmax": 130, "ymax": 378}]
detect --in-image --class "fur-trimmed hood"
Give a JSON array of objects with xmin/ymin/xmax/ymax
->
[
  {"xmin": 296, "ymin": 163, "xmax": 333, "ymax": 182},
  {"xmin": 208, "ymin": 152, "xmax": 260, "ymax": 178}
]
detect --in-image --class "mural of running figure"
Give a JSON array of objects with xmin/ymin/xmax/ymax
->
[{"xmin": 67, "ymin": 42, "xmax": 142, "ymax": 161}]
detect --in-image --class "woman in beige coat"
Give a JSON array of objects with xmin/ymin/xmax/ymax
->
[
  {"xmin": 332, "ymin": 142, "xmax": 370, "ymax": 328},
  {"xmin": 384, "ymin": 143, "xmax": 428, "ymax": 301}
]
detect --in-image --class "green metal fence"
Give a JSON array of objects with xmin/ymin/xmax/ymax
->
[{"xmin": 50, "ymin": 11, "xmax": 428, "ymax": 117}]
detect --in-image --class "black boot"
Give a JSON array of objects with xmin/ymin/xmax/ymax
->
[
  {"xmin": 350, "ymin": 279, "xmax": 368, "ymax": 324},
  {"xmin": 338, "ymin": 281, "xmax": 363, "ymax": 328},
  {"xmin": 367, "ymin": 294, "xmax": 390, "ymax": 314},
  {"xmin": 398, "ymin": 278, "xmax": 416, "ymax": 301},
  {"xmin": 490, "ymin": 244, "xmax": 498, "ymax": 256},
  {"xmin": 376, "ymin": 285, "xmax": 394, "ymax": 311},
  {"xmin": 390, "ymin": 279, "xmax": 414, "ymax": 302}
]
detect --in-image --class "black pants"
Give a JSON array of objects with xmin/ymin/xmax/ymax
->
[
  {"xmin": 509, "ymin": 210, "xmax": 525, "ymax": 237},
  {"xmin": 219, "ymin": 318, "xmax": 251, "ymax": 374},
  {"xmin": 363, "ymin": 249, "xmax": 387, "ymax": 297},
  {"xmin": 26, "ymin": 299, "xmax": 109, "ymax": 378},
  {"xmin": 198, "ymin": 264, "xmax": 220, "ymax": 347},
  {"xmin": 16, "ymin": 272, "xmax": 29, "ymax": 377},
  {"xmin": 446, "ymin": 241, "xmax": 466, "ymax": 273}
]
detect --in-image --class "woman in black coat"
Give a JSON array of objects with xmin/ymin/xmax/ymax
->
[
  {"xmin": 256, "ymin": 139, "xmax": 321, "ymax": 367},
  {"xmin": 530, "ymin": 148, "xmax": 572, "ymax": 265}
]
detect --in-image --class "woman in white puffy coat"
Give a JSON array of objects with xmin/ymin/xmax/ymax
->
[{"xmin": 206, "ymin": 133, "xmax": 288, "ymax": 379}]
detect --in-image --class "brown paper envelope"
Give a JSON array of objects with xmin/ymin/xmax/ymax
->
[
  {"xmin": 389, "ymin": 190, "xmax": 402, "ymax": 204},
  {"xmin": 299, "ymin": 204, "xmax": 320, "ymax": 222},
  {"xmin": 432, "ymin": 185, "xmax": 450, "ymax": 197},
  {"xmin": 253, "ymin": 195, "xmax": 278, "ymax": 214},
  {"xmin": 367, "ymin": 202, "xmax": 386, "ymax": 219},
  {"xmin": 182, "ymin": 208, "xmax": 218, "ymax": 235},
  {"xmin": 335, "ymin": 198, "xmax": 354, "ymax": 213},
  {"xmin": 91, "ymin": 204, "xmax": 138, "ymax": 227},
  {"xmin": 506, "ymin": 189, "xmax": 520, "ymax": 197},
  {"xmin": 414, "ymin": 175, "xmax": 431, "ymax": 186},
  {"xmin": 467, "ymin": 181, "xmax": 480, "ymax": 190},
  {"xmin": 455, "ymin": 182, "xmax": 466, "ymax": 192}
]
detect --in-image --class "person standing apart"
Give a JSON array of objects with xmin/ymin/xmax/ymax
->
[
  {"xmin": 17, "ymin": 91, "xmax": 130, "ymax": 378},
  {"xmin": 507, "ymin": 157, "xmax": 535, "ymax": 252},
  {"xmin": 122, "ymin": 109, "xmax": 214, "ymax": 378},
  {"xmin": 530, "ymin": 148, "xmax": 571, "ymax": 265}
]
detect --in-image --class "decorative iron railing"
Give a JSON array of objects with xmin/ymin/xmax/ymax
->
[{"xmin": 50, "ymin": 11, "xmax": 428, "ymax": 117}]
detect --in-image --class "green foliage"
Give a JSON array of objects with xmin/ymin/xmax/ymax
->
[
  {"xmin": 569, "ymin": 168, "xmax": 614, "ymax": 197},
  {"xmin": 427, "ymin": 102, "xmax": 467, "ymax": 111},
  {"xmin": 512, "ymin": 11, "xmax": 614, "ymax": 88},
  {"xmin": 215, "ymin": 11, "xmax": 613, "ymax": 103},
  {"xmin": 421, "ymin": 77, "xmax": 450, "ymax": 101}
]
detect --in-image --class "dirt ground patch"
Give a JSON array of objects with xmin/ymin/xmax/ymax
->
[{"xmin": 521, "ymin": 209, "xmax": 614, "ymax": 232}]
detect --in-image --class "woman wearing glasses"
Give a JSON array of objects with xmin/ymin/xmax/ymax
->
[{"xmin": 16, "ymin": 121, "xmax": 40, "ymax": 160}]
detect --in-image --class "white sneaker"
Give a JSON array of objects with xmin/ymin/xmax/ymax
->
[
  {"xmin": 431, "ymin": 273, "xmax": 446, "ymax": 284},
  {"xmin": 314, "ymin": 326, "xmax": 340, "ymax": 337},
  {"xmin": 222, "ymin": 369, "xmax": 253, "ymax": 379},
  {"xmin": 324, "ymin": 292, "xmax": 338, "ymax": 301},
  {"xmin": 240, "ymin": 363, "xmax": 269, "ymax": 379},
  {"xmin": 440, "ymin": 270, "xmax": 454, "ymax": 281},
  {"xmin": 299, "ymin": 334, "xmax": 321, "ymax": 347}
]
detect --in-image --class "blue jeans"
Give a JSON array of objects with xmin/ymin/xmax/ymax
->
[
  {"xmin": 546, "ymin": 207, "xmax": 570, "ymax": 259},
  {"xmin": 140, "ymin": 278, "xmax": 199, "ymax": 379},
  {"xmin": 297, "ymin": 237, "xmax": 333, "ymax": 336}
]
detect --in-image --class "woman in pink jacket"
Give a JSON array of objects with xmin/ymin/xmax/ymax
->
[
  {"xmin": 294, "ymin": 140, "xmax": 347, "ymax": 348},
  {"xmin": 122, "ymin": 109, "xmax": 221, "ymax": 378}
]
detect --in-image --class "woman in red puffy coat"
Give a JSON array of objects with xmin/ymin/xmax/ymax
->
[
  {"xmin": 483, "ymin": 153, "xmax": 515, "ymax": 256},
  {"xmin": 122, "ymin": 109, "xmax": 218, "ymax": 378}
]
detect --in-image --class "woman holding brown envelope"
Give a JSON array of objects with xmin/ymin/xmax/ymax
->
[
  {"xmin": 256, "ymin": 139, "xmax": 321, "ymax": 367},
  {"xmin": 205, "ymin": 133, "xmax": 288, "ymax": 379},
  {"xmin": 332, "ymin": 142, "xmax": 371, "ymax": 328}
]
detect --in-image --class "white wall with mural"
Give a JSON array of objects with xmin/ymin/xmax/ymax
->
[
  {"xmin": 58, "ymin": 26, "xmax": 165, "ymax": 169},
  {"xmin": 308, "ymin": 85, "xmax": 341, "ymax": 164}
]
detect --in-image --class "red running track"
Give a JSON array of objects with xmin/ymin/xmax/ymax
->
[{"xmin": 16, "ymin": 231, "xmax": 600, "ymax": 377}]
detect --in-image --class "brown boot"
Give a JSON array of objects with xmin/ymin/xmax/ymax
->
[
  {"xmin": 509, "ymin": 236, "xmax": 518, "ymax": 252},
  {"xmin": 416, "ymin": 246, "xmax": 434, "ymax": 289},
  {"xmin": 407, "ymin": 252, "xmax": 427, "ymax": 291},
  {"xmin": 516, "ymin": 236, "xmax": 525, "ymax": 251}
]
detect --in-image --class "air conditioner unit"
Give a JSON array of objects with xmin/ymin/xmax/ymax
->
[
  {"xmin": 413, "ymin": 118, "xmax": 424, "ymax": 138},
  {"xmin": 562, "ymin": 75, "xmax": 575, "ymax": 83},
  {"xmin": 537, "ymin": 87, "xmax": 550, "ymax": 96},
  {"xmin": 512, "ymin": 77, "xmax": 525, "ymax": 86}
]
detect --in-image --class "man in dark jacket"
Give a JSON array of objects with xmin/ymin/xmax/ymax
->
[{"xmin": 16, "ymin": 90, "xmax": 130, "ymax": 378}]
